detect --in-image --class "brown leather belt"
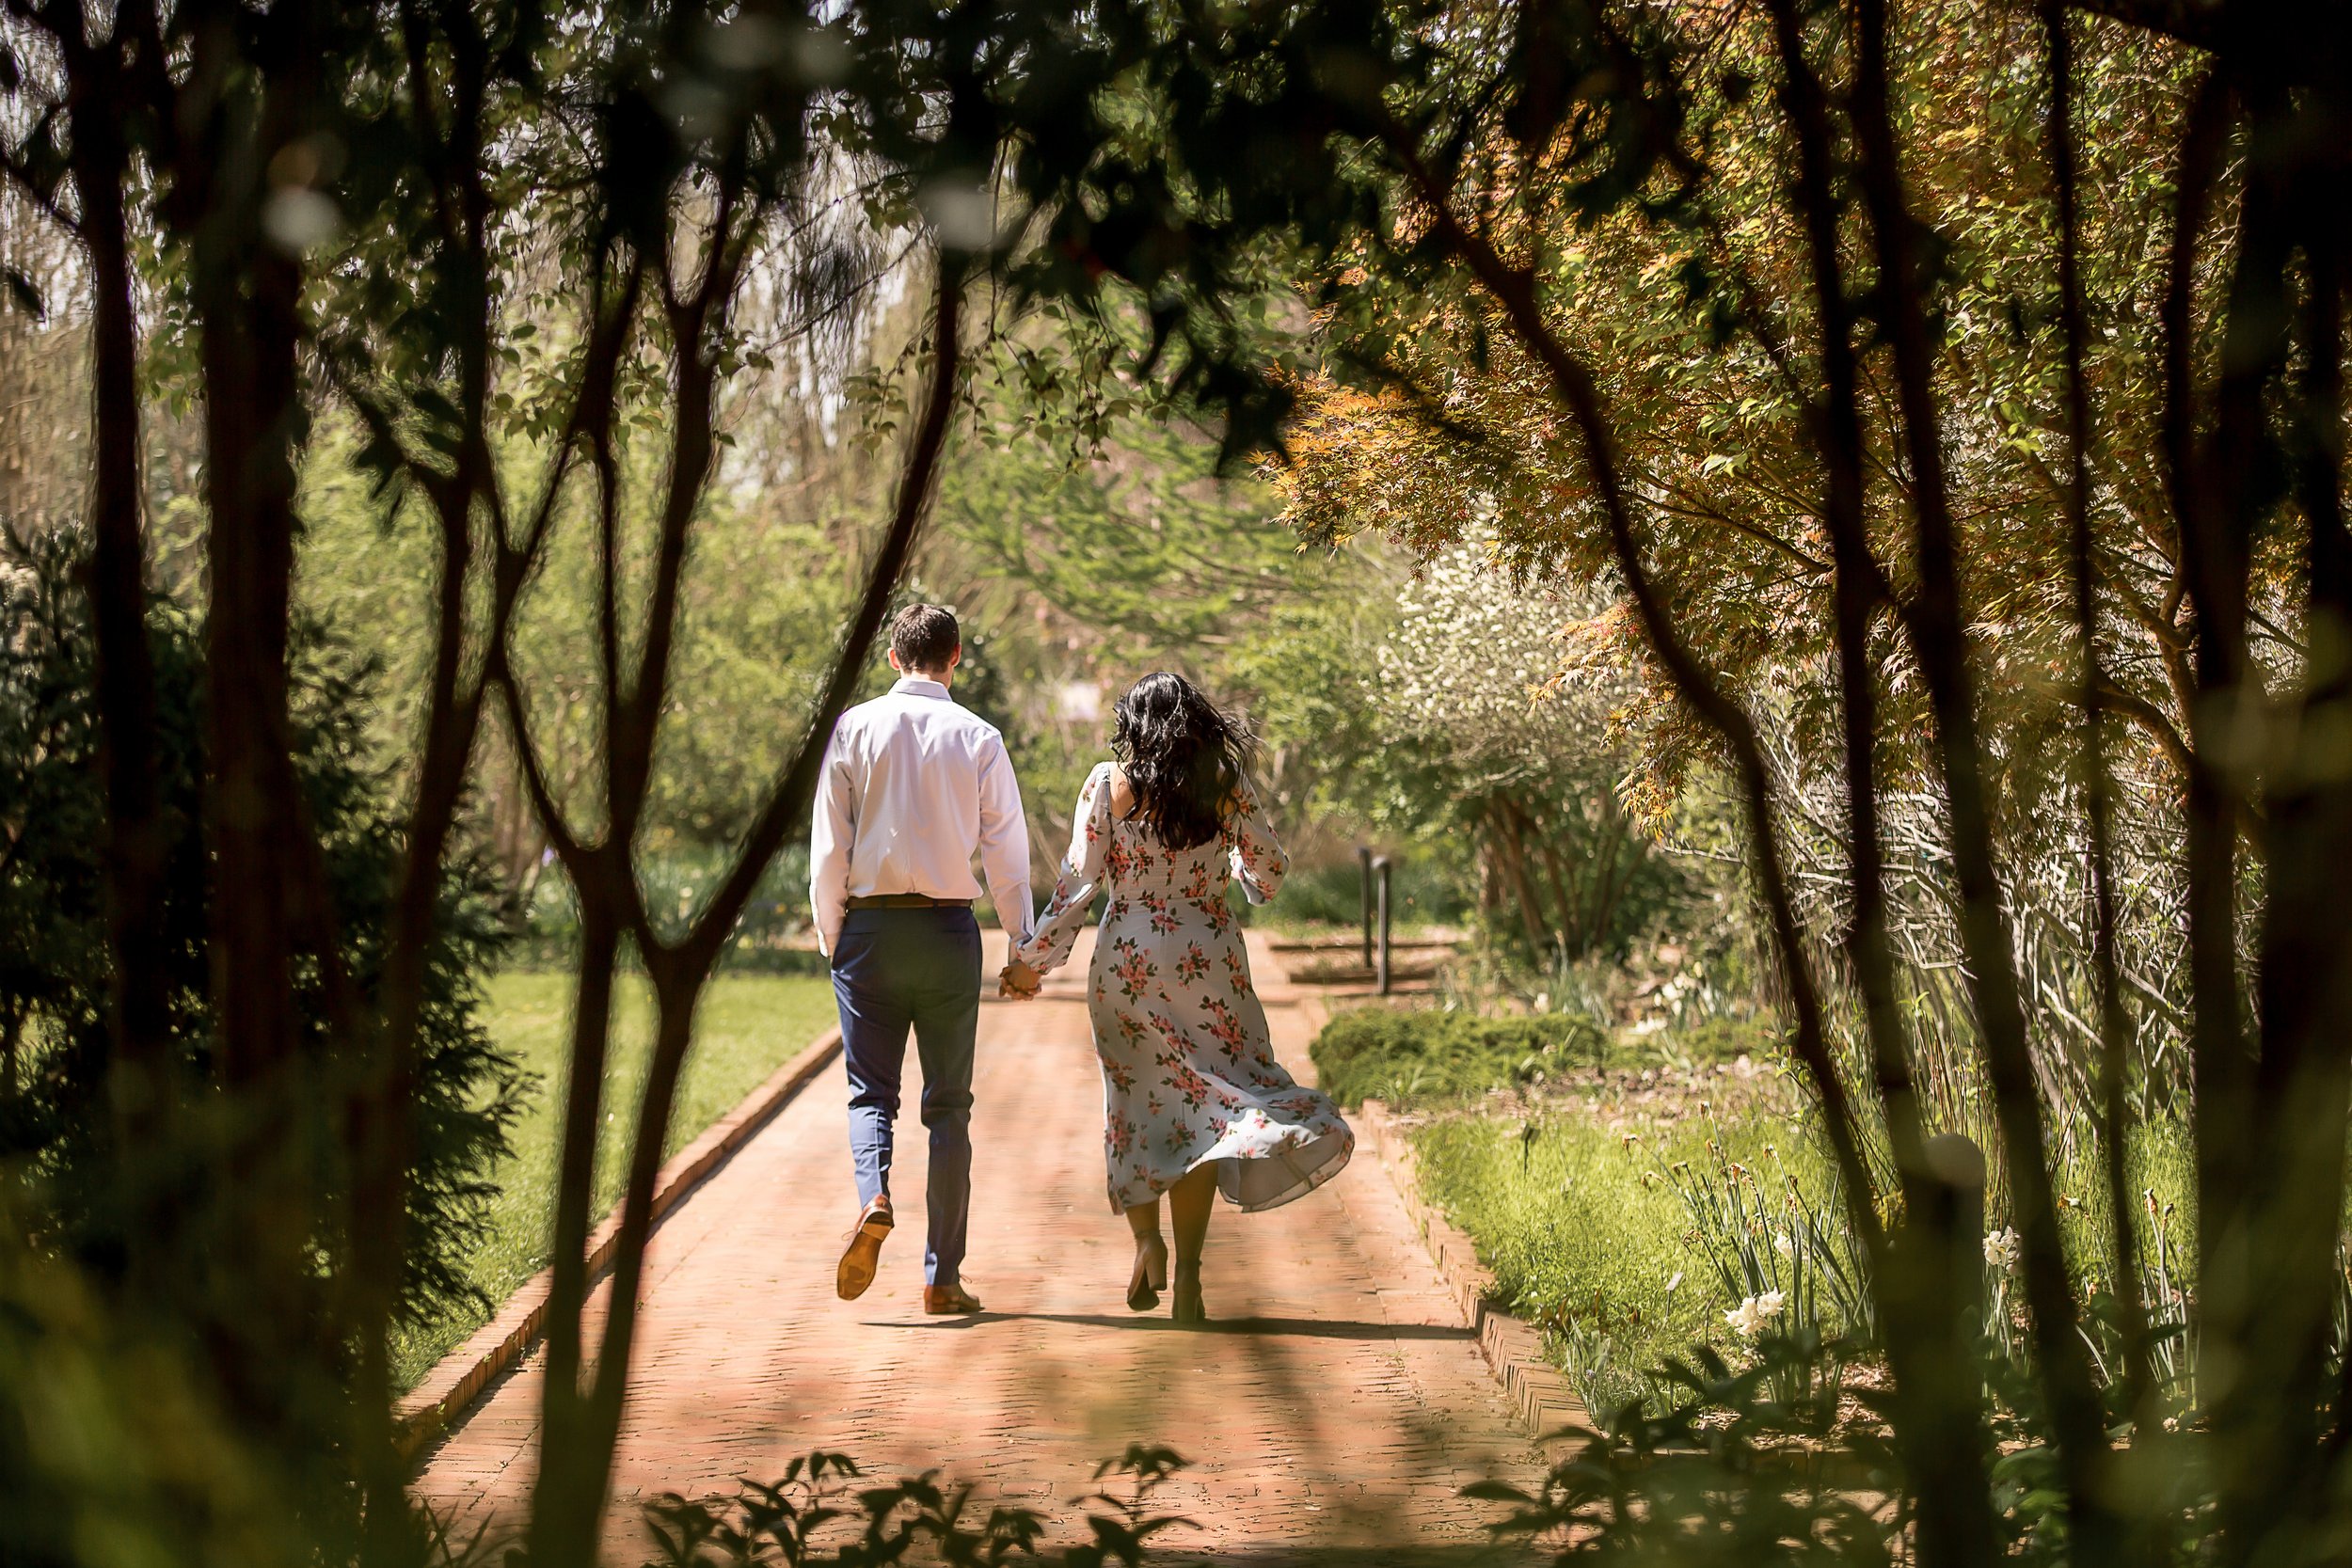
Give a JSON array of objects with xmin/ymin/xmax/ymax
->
[{"xmin": 845, "ymin": 894, "xmax": 973, "ymax": 911}]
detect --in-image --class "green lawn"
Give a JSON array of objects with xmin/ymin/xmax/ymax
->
[{"xmin": 392, "ymin": 971, "xmax": 837, "ymax": 1390}]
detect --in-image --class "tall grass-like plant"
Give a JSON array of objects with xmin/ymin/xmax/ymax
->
[{"xmin": 1651, "ymin": 1132, "xmax": 1875, "ymax": 1351}]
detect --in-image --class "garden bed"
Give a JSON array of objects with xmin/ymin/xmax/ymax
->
[
  {"xmin": 1311, "ymin": 1003, "xmax": 1851, "ymax": 1418},
  {"xmin": 1311, "ymin": 1001, "xmax": 2202, "ymax": 1427}
]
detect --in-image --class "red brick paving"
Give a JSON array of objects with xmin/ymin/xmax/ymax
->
[{"xmin": 413, "ymin": 932, "xmax": 1542, "ymax": 1561}]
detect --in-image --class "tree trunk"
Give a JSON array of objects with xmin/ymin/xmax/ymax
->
[
  {"xmin": 69, "ymin": 51, "xmax": 178, "ymax": 1295},
  {"xmin": 525, "ymin": 903, "xmax": 626, "ymax": 1568},
  {"xmin": 518, "ymin": 261, "xmax": 970, "ymax": 1558},
  {"xmin": 1765, "ymin": 10, "xmax": 1997, "ymax": 1554},
  {"xmin": 2041, "ymin": 0, "xmax": 2155, "ymax": 1424},
  {"xmin": 1845, "ymin": 5, "xmax": 2115, "ymax": 1554},
  {"xmin": 1492, "ymin": 799, "xmax": 1555, "ymax": 959},
  {"xmin": 2214, "ymin": 107, "xmax": 2352, "ymax": 1564}
]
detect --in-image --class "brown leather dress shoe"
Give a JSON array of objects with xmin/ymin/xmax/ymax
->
[
  {"xmin": 835, "ymin": 1196, "xmax": 893, "ymax": 1301},
  {"xmin": 922, "ymin": 1282, "xmax": 984, "ymax": 1315}
]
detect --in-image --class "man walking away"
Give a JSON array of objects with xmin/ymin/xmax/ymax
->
[{"xmin": 810, "ymin": 604, "xmax": 1031, "ymax": 1314}]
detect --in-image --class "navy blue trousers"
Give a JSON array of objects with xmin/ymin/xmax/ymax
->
[{"xmin": 830, "ymin": 906, "xmax": 980, "ymax": 1286}]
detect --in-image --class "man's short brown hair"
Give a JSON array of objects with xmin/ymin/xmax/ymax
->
[{"xmin": 890, "ymin": 603, "xmax": 960, "ymax": 673}]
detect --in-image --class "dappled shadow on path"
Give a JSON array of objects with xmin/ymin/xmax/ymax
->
[{"xmin": 860, "ymin": 1311, "xmax": 1474, "ymax": 1341}]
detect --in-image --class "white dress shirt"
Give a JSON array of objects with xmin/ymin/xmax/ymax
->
[{"xmin": 808, "ymin": 676, "xmax": 1032, "ymax": 957}]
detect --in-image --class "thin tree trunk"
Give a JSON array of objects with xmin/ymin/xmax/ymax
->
[
  {"xmin": 1766, "ymin": 9, "xmax": 1994, "ymax": 1554},
  {"xmin": 523, "ymin": 256, "xmax": 969, "ymax": 1561},
  {"xmin": 523, "ymin": 904, "xmax": 625, "ymax": 1566},
  {"xmin": 2227, "ymin": 125, "xmax": 2352, "ymax": 1562},
  {"xmin": 1494, "ymin": 799, "xmax": 1556, "ymax": 959},
  {"xmin": 2040, "ymin": 0, "xmax": 2155, "ymax": 1424},
  {"xmin": 1369, "ymin": 119, "xmax": 1892, "ymax": 1313},
  {"xmin": 1844, "ymin": 5, "xmax": 2116, "ymax": 1556},
  {"xmin": 190, "ymin": 112, "xmax": 323, "ymax": 1432},
  {"xmin": 69, "ymin": 43, "xmax": 177, "ymax": 1294},
  {"xmin": 2170, "ymin": 74, "xmax": 2313, "ymax": 1568}
]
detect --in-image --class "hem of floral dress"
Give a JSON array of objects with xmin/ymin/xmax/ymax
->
[{"xmin": 1106, "ymin": 1126, "xmax": 1355, "ymax": 1216}]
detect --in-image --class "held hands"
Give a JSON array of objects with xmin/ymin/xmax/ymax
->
[{"xmin": 998, "ymin": 958, "xmax": 1043, "ymax": 1000}]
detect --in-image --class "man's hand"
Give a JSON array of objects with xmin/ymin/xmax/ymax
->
[{"xmin": 998, "ymin": 958, "xmax": 1042, "ymax": 999}]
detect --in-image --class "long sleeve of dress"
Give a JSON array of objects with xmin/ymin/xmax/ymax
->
[
  {"xmin": 1228, "ymin": 774, "xmax": 1289, "ymax": 906},
  {"xmin": 1013, "ymin": 763, "xmax": 1114, "ymax": 975}
]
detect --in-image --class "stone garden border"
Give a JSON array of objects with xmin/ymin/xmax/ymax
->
[{"xmin": 1351, "ymin": 1098, "xmax": 1596, "ymax": 1441}]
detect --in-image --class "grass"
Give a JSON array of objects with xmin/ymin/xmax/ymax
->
[
  {"xmin": 390, "ymin": 970, "xmax": 837, "ymax": 1390},
  {"xmin": 1310, "ymin": 1001, "xmax": 1820, "ymax": 1416},
  {"xmin": 1308, "ymin": 1004, "xmax": 2206, "ymax": 1418},
  {"xmin": 1409, "ymin": 1102, "xmax": 1836, "ymax": 1420}
]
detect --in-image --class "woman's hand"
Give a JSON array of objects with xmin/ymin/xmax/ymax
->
[{"xmin": 998, "ymin": 958, "xmax": 1043, "ymax": 999}]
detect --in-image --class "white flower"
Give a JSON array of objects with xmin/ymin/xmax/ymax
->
[
  {"xmin": 1724, "ymin": 1290, "xmax": 1786, "ymax": 1339},
  {"xmin": 1984, "ymin": 1226, "xmax": 2021, "ymax": 1273},
  {"xmin": 1773, "ymin": 1231, "xmax": 1795, "ymax": 1259}
]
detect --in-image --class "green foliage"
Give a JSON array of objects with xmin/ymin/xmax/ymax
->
[
  {"xmin": 944, "ymin": 413, "xmax": 1300, "ymax": 655},
  {"xmin": 1369, "ymin": 534, "xmax": 1691, "ymax": 961},
  {"xmin": 1409, "ymin": 1106, "xmax": 1824, "ymax": 1420},
  {"xmin": 1254, "ymin": 855, "xmax": 1471, "ymax": 931},
  {"xmin": 0, "ymin": 1212, "xmax": 311, "ymax": 1568},
  {"xmin": 0, "ymin": 528, "xmax": 524, "ymax": 1515},
  {"xmin": 1472, "ymin": 1333, "xmax": 1903, "ymax": 1567},
  {"xmin": 297, "ymin": 417, "xmax": 856, "ymax": 867},
  {"xmin": 1311, "ymin": 1006, "xmax": 1609, "ymax": 1109},
  {"xmin": 636, "ymin": 1444, "xmax": 1192, "ymax": 1568}
]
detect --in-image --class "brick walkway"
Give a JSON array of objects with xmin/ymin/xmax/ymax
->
[{"xmin": 414, "ymin": 933, "xmax": 1542, "ymax": 1563}]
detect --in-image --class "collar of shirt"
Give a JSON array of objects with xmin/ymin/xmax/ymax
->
[{"xmin": 890, "ymin": 676, "xmax": 950, "ymax": 700}]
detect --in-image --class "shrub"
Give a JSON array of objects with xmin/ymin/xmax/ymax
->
[
  {"xmin": 636, "ymin": 1444, "xmax": 1192, "ymax": 1568},
  {"xmin": 0, "ymin": 527, "xmax": 524, "ymax": 1538},
  {"xmin": 1311, "ymin": 1006, "xmax": 1608, "ymax": 1108}
]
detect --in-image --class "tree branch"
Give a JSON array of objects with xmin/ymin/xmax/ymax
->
[{"xmin": 1372, "ymin": 111, "xmax": 1889, "ymax": 1285}]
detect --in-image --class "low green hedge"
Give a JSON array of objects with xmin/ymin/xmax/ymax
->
[{"xmin": 1311, "ymin": 1007, "xmax": 1608, "ymax": 1108}]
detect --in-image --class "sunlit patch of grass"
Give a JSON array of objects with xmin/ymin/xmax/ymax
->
[
  {"xmin": 1410, "ymin": 1104, "xmax": 1823, "ymax": 1420},
  {"xmin": 390, "ymin": 971, "xmax": 836, "ymax": 1390}
]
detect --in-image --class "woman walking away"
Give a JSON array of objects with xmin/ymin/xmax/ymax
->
[{"xmin": 1001, "ymin": 673, "xmax": 1353, "ymax": 1323}]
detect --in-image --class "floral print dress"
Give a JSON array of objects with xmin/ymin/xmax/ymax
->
[{"xmin": 1013, "ymin": 762, "xmax": 1354, "ymax": 1213}]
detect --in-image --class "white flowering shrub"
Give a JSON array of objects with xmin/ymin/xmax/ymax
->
[{"xmin": 1373, "ymin": 532, "xmax": 1681, "ymax": 958}]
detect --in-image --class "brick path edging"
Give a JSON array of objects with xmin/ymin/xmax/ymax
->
[
  {"xmin": 394, "ymin": 1026, "xmax": 844, "ymax": 1463},
  {"xmin": 1352, "ymin": 1098, "xmax": 1594, "ymax": 1440}
]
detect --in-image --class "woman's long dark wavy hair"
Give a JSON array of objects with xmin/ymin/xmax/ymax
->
[{"xmin": 1111, "ymin": 672, "xmax": 1253, "ymax": 852}]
